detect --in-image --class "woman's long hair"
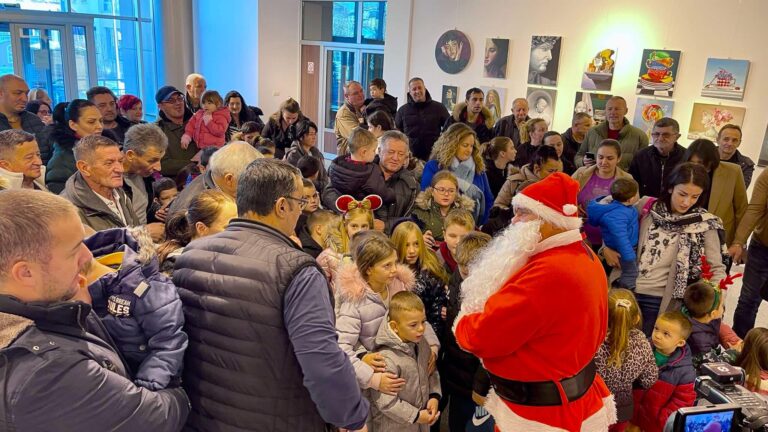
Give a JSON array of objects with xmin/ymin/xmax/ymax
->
[
  {"xmin": 735, "ymin": 328, "xmax": 768, "ymax": 393},
  {"xmin": 391, "ymin": 221, "xmax": 449, "ymax": 284},
  {"xmin": 658, "ymin": 162, "xmax": 710, "ymax": 214},
  {"xmin": 429, "ymin": 123, "xmax": 484, "ymax": 173}
]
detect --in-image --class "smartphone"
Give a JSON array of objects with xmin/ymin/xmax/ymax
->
[{"xmin": 585, "ymin": 152, "xmax": 595, "ymax": 160}]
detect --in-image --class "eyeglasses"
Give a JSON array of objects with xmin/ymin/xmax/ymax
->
[
  {"xmin": 433, "ymin": 187, "xmax": 457, "ymax": 195},
  {"xmin": 283, "ymin": 195, "xmax": 309, "ymax": 210},
  {"xmin": 651, "ymin": 132, "xmax": 677, "ymax": 139}
]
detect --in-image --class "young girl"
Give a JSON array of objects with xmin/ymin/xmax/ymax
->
[
  {"xmin": 181, "ymin": 90, "xmax": 231, "ymax": 151},
  {"xmin": 411, "ymin": 170, "xmax": 475, "ymax": 247},
  {"xmin": 735, "ymin": 327, "xmax": 768, "ymax": 395},
  {"xmin": 483, "ymin": 136, "xmax": 517, "ymax": 197},
  {"xmin": 594, "ymin": 289, "xmax": 658, "ymax": 431},
  {"xmin": 391, "ymin": 221, "xmax": 450, "ymax": 338}
]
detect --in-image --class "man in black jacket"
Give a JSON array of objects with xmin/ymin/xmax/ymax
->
[
  {"xmin": 629, "ymin": 117, "xmax": 686, "ymax": 198},
  {"xmin": 443, "ymin": 87, "xmax": 495, "ymax": 144},
  {"xmin": 87, "ymin": 86, "xmax": 133, "ymax": 144},
  {"xmin": 0, "ymin": 74, "xmax": 45, "ymax": 136},
  {"xmin": 395, "ymin": 77, "xmax": 449, "ymax": 161},
  {"xmin": 717, "ymin": 124, "xmax": 755, "ymax": 188},
  {"xmin": 492, "ymin": 97, "xmax": 530, "ymax": 147}
]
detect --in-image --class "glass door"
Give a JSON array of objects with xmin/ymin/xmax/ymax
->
[
  {"xmin": 361, "ymin": 51, "xmax": 383, "ymax": 98},
  {"xmin": 323, "ymin": 48, "xmax": 356, "ymax": 154},
  {"xmin": 15, "ymin": 25, "xmax": 66, "ymax": 105}
]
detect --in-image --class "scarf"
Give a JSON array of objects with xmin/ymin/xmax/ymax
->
[
  {"xmin": 451, "ymin": 157, "xmax": 485, "ymax": 222},
  {"xmin": 638, "ymin": 202, "xmax": 724, "ymax": 299}
]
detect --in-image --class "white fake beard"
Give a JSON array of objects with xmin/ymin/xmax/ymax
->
[{"xmin": 459, "ymin": 219, "xmax": 542, "ymax": 315}]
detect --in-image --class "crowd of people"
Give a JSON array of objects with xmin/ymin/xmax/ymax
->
[{"xmin": 0, "ymin": 70, "xmax": 766, "ymax": 432}]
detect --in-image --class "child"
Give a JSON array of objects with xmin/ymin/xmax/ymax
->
[
  {"xmin": 83, "ymin": 226, "xmax": 187, "ymax": 391},
  {"xmin": 328, "ymin": 127, "xmax": 396, "ymax": 204},
  {"xmin": 370, "ymin": 291, "xmax": 441, "ymax": 431},
  {"xmin": 298, "ymin": 154, "xmax": 322, "ymax": 183},
  {"xmin": 734, "ymin": 328, "xmax": 768, "ymax": 395},
  {"xmin": 147, "ymin": 177, "xmax": 178, "ymax": 223},
  {"xmin": 299, "ymin": 209, "xmax": 338, "ymax": 259},
  {"xmin": 594, "ymin": 289, "xmax": 658, "ymax": 431},
  {"xmin": 683, "ymin": 279, "xmax": 742, "ymax": 364},
  {"xmin": 363, "ymin": 78, "xmax": 398, "ymax": 119},
  {"xmin": 632, "ymin": 311, "xmax": 696, "ymax": 432},
  {"xmin": 295, "ymin": 178, "xmax": 320, "ymax": 235},
  {"xmin": 412, "ymin": 170, "xmax": 475, "ymax": 245},
  {"xmin": 437, "ymin": 208, "xmax": 475, "ymax": 274},
  {"xmin": 587, "ymin": 178, "xmax": 640, "ymax": 289},
  {"xmin": 181, "ymin": 90, "xmax": 231, "ymax": 151}
]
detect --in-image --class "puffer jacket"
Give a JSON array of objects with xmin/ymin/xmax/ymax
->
[
  {"xmin": 587, "ymin": 196, "xmax": 639, "ymax": 262},
  {"xmin": 394, "ymin": 90, "xmax": 450, "ymax": 161},
  {"xmin": 85, "ymin": 227, "xmax": 188, "ymax": 391},
  {"xmin": 328, "ymin": 155, "xmax": 396, "ymax": 204},
  {"xmin": 183, "ymin": 106, "xmax": 231, "ymax": 150},
  {"xmin": 369, "ymin": 318, "xmax": 441, "ymax": 432},
  {"xmin": 443, "ymin": 102, "xmax": 495, "ymax": 144},
  {"xmin": 363, "ymin": 93, "xmax": 398, "ymax": 119},
  {"xmin": 45, "ymin": 125, "xmax": 79, "ymax": 194},
  {"xmin": 285, "ymin": 139, "xmax": 329, "ymax": 190},
  {"xmin": 411, "ymin": 189, "xmax": 475, "ymax": 241},
  {"xmin": 412, "ymin": 269, "xmax": 448, "ymax": 340}
]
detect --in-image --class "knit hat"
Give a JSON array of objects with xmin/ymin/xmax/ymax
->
[{"xmin": 511, "ymin": 172, "xmax": 582, "ymax": 230}]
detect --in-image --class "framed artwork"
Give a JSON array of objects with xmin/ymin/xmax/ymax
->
[
  {"xmin": 758, "ymin": 124, "xmax": 768, "ymax": 167},
  {"xmin": 435, "ymin": 30, "xmax": 471, "ymax": 74},
  {"xmin": 632, "ymin": 98, "xmax": 675, "ymax": 139},
  {"xmin": 687, "ymin": 102, "xmax": 746, "ymax": 141},
  {"xmin": 573, "ymin": 92, "xmax": 613, "ymax": 124},
  {"xmin": 528, "ymin": 35, "xmax": 561, "ymax": 86},
  {"xmin": 441, "ymin": 85, "xmax": 458, "ymax": 112},
  {"xmin": 480, "ymin": 86, "xmax": 506, "ymax": 125},
  {"xmin": 581, "ymin": 48, "xmax": 616, "ymax": 91},
  {"xmin": 635, "ymin": 49, "xmax": 681, "ymax": 97},
  {"xmin": 483, "ymin": 38, "xmax": 509, "ymax": 79},
  {"xmin": 527, "ymin": 88, "xmax": 556, "ymax": 127},
  {"xmin": 701, "ymin": 58, "xmax": 750, "ymax": 101}
]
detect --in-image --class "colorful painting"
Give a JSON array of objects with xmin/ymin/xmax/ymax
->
[
  {"xmin": 632, "ymin": 98, "xmax": 675, "ymax": 139},
  {"xmin": 701, "ymin": 58, "xmax": 750, "ymax": 101},
  {"xmin": 687, "ymin": 103, "xmax": 746, "ymax": 141},
  {"xmin": 528, "ymin": 36, "xmax": 561, "ymax": 86},
  {"xmin": 441, "ymin": 85, "xmax": 458, "ymax": 113},
  {"xmin": 435, "ymin": 30, "xmax": 471, "ymax": 74},
  {"xmin": 527, "ymin": 88, "xmax": 556, "ymax": 127},
  {"xmin": 581, "ymin": 48, "xmax": 616, "ymax": 91},
  {"xmin": 480, "ymin": 86, "xmax": 506, "ymax": 125},
  {"xmin": 573, "ymin": 92, "xmax": 612, "ymax": 124},
  {"xmin": 635, "ymin": 49, "xmax": 681, "ymax": 97},
  {"xmin": 483, "ymin": 38, "xmax": 509, "ymax": 79}
]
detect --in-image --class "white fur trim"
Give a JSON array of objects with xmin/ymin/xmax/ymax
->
[
  {"xmin": 532, "ymin": 229, "xmax": 584, "ymax": 255},
  {"xmin": 513, "ymin": 193, "xmax": 582, "ymax": 230},
  {"xmin": 563, "ymin": 203, "xmax": 578, "ymax": 215}
]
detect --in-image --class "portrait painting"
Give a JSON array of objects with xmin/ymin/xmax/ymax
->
[
  {"xmin": 528, "ymin": 35, "xmax": 561, "ymax": 86},
  {"xmin": 442, "ymin": 85, "xmax": 458, "ymax": 112},
  {"xmin": 480, "ymin": 86, "xmax": 506, "ymax": 124},
  {"xmin": 435, "ymin": 30, "xmax": 472, "ymax": 74},
  {"xmin": 701, "ymin": 58, "xmax": 750, "ymax": 101},
  {"xmin": 632, "ymin": 98, "xmax": 675, "ymax": 139},
  {"xmin": 687, "ymin": 102, "xmax": 746, "ymax": 141},
  {"xmin": 483, "ymin": 38, "xmax": 509, "ymax": 79},
  {"xmin": 527, "ymin": 88, "xmax": 556, "ymax": 127}
]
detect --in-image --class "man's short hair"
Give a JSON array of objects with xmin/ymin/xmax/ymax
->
[
  {"xmin": 297, "ymin": 155, "xmax": 321, "ymax": 178},
  {"xmin": 683, "ymin": 281, "xmax": 720, "ymax": 319},
  {"xmin": 389, "ymin": 291, "xmax": 425, "ymax": 322},
  {"xmin": 348, "ymin": 127, "xmax": 377, "ymax": 154},
  {"xmin": 455, "ymin": 231, "xmax": 492, "ymax": 267},
  {"xmin": 610, "ymin": 178, "xmax": 638, "ymax": 202},
  {"xmin": 73, "ymin": 134, "xmax": 120, "ymax": 163},
  {"xmin": 657, "ymin": 311, "xmax": 692, "ymax": 340},
  {"xmin": 369, "ymin": 78, "xmax": 386, "ymax": 90},
  {"xmin": 0, "ymin": 190, "xmax": 76, "ymax": 279},
  {"xmin": 408, "ymin": 77, "xmax": 424, "ymax": 86},
  {"xmin": 444, "ymin": 208, "xmax": 475, "ymax": 232},
  {"xmin": 185, "ymin": 73, "xmax": 205, "ymax": 85},
  {"xmin": 572, "ymin": 112, "xmax": 592, "ymax": 124},
  {"xmin": 344, "ymin": 80, "xmax": 362, "ymax": 93},
  {"xmin": 380, "ymin": 130, "xmax": 409, "ymax": 151},
  {"xmin": 209, "ymin": 141, "xmax": 263, "ymax": 179},
  {"xmin": 0, "ymin": 129, "xmax": 35, "ymax": 161},
  {"xmin": 653, "ymin": 117, "xmax": 680, "ymax": 134},
  {"xmin": 542, "ymin": 131, "xmax": 562, "ymax": 142},
  {"xmin": 465, "ymin": 87, "xmax": 483, "ymax": 100},
  {"xmin": 123, "ymin": 123, "xmax": 169, "ymax": 155},
  {"xmin": 308, "ymin": 209, "xmax": 338, "ymax": 232},
  {"xmin": 718, "ymin": 124, "xmax": 742, "ymax": 140},
  {"xmin": 237, "ymin": 159, "xmax": 301, "ymax": 217},
  {"xmin": 86, "ymin": 86, "xmax": 116, "ymax": 102},
  {"xmin": 301, "ymin": 177, "xmax": 315, "ymax": 189},
  {"xmin": 0, "ymin": 74, "xmax": 25, "ymax": 91},
  {"xmin": 607, "ymin": 96, "xmax": 627, "ymax": 106}
]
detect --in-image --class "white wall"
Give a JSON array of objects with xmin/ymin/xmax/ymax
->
[
  {"xmin": 258, "ymin": 0, "xmax": 301, "ymax": 117},
  {"xmin": 155, "ymin": 0, "xmax": 195, "ymax": 90}
]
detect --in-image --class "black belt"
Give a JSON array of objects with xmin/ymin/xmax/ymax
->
[{"xmin": 489, "ymin": 360, "xmax": 596, "ymax": 407}]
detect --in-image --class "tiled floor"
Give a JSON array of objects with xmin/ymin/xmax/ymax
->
[{"xmin": 723, "ymin": 263, "xmax": 768, "ymax": 331}]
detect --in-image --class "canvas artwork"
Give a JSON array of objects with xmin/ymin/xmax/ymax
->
[
  {"xmin": 442, "ymin": 85, "xmax": 458, "ymax": 112},
  {"xmin": 635, "ymin": 49, "xmax": 681, "ymax": 97},
  {"xmin": 758, "ymin": 124, "xmax": 768, "ymax": 167},
  {"xmin": 632, "ymin": 98, "xmax": 675, "ymax": 139},
  {"xmin": 528, "ymin": 35, "xmax": 561, "ymax": 86},
  {"xmin": 687, "ymin": 102, "xmax": 746, "ymax": 140},
  {"xmin": 581, "ymin": 48, "xmax": 616, "ymax": 91},
  {"xmin": 435, "ymin": 30, "xmax": 472, "ymax": 74},
  {"xmin": 573, "ymin": 92, "xmax": 612, "ymax": 124},
  {"xmin": 701, "ymin": 58, "xmax": 750, "ymax": 101},
  {"xmin": 480, "ymin": 86, "xmax": 506, "ymax": 125},
  {"xmin": 483, "ymin": 38, "xmax": 510, "ymax": 79},
  {"xmin": 527, "ymin": 88, "xmax": 556, "ymax": 127}
]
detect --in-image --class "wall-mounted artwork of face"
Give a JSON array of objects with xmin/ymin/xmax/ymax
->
[
  {"xmin": 483, "ymin": 38, "xmax": 510, "ymax": 79},
  {"xmin": 528, "ymin": 35, "xmax": 561, "ymax": 86},
  {"xmin": 527, "ymin": 88, "xmax": 556, "ymax": 127},
  {"xmin": 435, "ymin": 30, "xmax": 472, "ymax": 74},
  {"xmin": 442, "ymin": 85, "xmax": 458, "ymax": 112}
]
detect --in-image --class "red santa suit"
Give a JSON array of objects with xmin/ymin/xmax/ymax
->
[{"xmin": 454, "ymin": 173, "xmax": 616, "ymax": 431}]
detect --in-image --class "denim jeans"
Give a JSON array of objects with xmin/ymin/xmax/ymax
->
[
  {"xmin": 636, "ymin": 293, "xmax": 662, "ymax": 337},
  {"xmin": 733, "ymin": 239, "xmax": 768, "ymax": 338},
  {"xmin": 616, "ymin": 260, "xmax": 638, "ymax": 290}
]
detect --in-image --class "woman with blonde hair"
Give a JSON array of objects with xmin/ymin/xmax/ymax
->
[
  {"xmin": 513, "ymin": 117, "xmax": 548, "ymax": 167},
  {"xmin": 261, "ymin": 97, "xmax": 307, "ymax": 159}
]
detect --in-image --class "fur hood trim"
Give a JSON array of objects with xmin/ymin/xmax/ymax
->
[
  {"xmin": 451, "ymin": 102, "xmax": 494, "ymax": 129},
  {"xmin": 0, "ymin": 312, "xmax": 33, "ymax": 350},
  {"xmin": 414, "ymin": 188, "xmax": 476, "ymax": 212},
  {"xmin": 335, "ymin": 261, "xmax": 416, "ymax": 303}
]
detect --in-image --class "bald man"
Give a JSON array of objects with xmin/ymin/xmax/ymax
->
[
  {"xmin": 575, "ymin": 96, "xmax": 648, "ymax": 170},
  {"xmin": 0, "ymin": 74, "xmax": 45, "ymax": 135},
  {"xmin": 184, "ymin": 73, "xmax": 207, "ymax": 114}
]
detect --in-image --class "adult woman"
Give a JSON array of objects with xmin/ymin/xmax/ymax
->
[
  {"xmin": 421, "ymin": 123, "xmax": 494, "ymax": 225},
  {"xmin": 117, "ymin": 94, "xmax": 144, "ymax": 123},
  {"xmin": 45, "ymin": 99, "xmax": 104, "ymax": 194},
  {"xmin": 493, "ymin": 145, "xmax": 562, "ymax": 210},
  {"xmin": 284, "ymin": 120, "xmax": 328, "ymax": 190},
  {"xmin": 573, "ymin": 139, "xmax": 633, "ymax": 249},
  {"xmin": 157, "ymin": 190, "xmax": 237, "ymax": 277},
  {"xmin": 25, "ymin": 100, "xmax": 52, "ymax": 125},
  {"xmin": 367, "ymin": 110, "xmax": 395, "ymax": 139},
  {"xmin": 224, "ymin": 90, "xmax": 257, "ymax": 142},
  {"xmin": 412, "ymin": 170, "xmax": 475, "ymax": 244},
  {"xmin": 28, "ymin": 88, "xmax": 52, "ymax": 107},
  {"xmin": 261, "ymin": 97, "xmax": 306, "ymax": 159},
  {"xmin": 483, "ymin": 38, "xmax": 509, "ymax": 79},
  {"xmin": 482, "ymin": 136, "xmax": 516, "ymax": 197},
  {"xmin": 543, "ymin": 131, "xmax": 576, "ymax": 175},
  {"xmin": 513, "ymin": 117, "xmax": 547, "ymax": 167}
]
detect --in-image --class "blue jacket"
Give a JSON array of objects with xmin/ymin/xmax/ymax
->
[
  {"xmin": 85, "ymin": 227, "xmax": 188, "ymax": 390},
  {"xmin": 587, "ymin": 196, "xmax": 639, "ymax": 261},
  {"xmin": 421, "ymin": 159, "xmax": 494, "ymax": 225}
]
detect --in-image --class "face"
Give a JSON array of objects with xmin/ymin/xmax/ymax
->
[
  {"xmin": 403, "ymin": 232, "xmax": 420, "ymax": 265},
  {"xmin": 380, "ymin": 139, "xmax": 408, "ymax": 174},
  {"xmin": 302, "ymin": 185, "xmax": 319, "ymax": 213},
  {"xmin": 159, "ymin": 93, "xmax": 185, "ymax": 119},
  {"xmin": 544, "ymin": 135, "xmax": 564, "ymax": 157},
  {"xmin": 669, "ymin": 182, "xmax": 704, "ymax": 215},
  {"xmin": 203, "ymin": 100, "xmax": 219, "ymax": 113},
  {"xmin": 122, "ymin": 102, "xmax": 143, "ymax": 123},
  {"xmin": 596, "ymin": 146, "xmax": 619, "ymax": 175},
  {"xmin": 82, "ymin": 146, "xmax": 124, "ymax": 189},
  {"xmin": 126, "ymin": 146, "xmax": 165, "ymax": 177},
  {"xmin": 535, "ymin": 98, "xmax": 548, "ymax": 112},
  {"xmin": 717, "ymin": 128, "xmax": 742, "ymax": 159},
  {"xmin": 35, "ymin": 104, "xmax": 52, "ymax": 122},
  {"xmin": 467, "ymin": 92, "xmax": 484, "ymax": 114},
  {"xmin": 195, "ymin": 201, "xmax": 237, "ymax": 238},
  {"xmin": 456, "ymin": 135, "xmax": 475, "ymax": 161},
  {"xmin": 0, "ymin": 139, "xmax": 42, "ymax": 180},
  {"xmin": 346, "ymin": 213, "xmax": 371, "ymax": 238},
  {"xmin": 651, "ymin": 125, "xmax": 680, "ymax": 155},
  {"xmin": 530, "ymin": 44, "xmax": 553, "ymax": 72},
  {"xmin": 344, "ymin": 84, "xmax": 365, "ymax": 109},
  {"xmin": 92, "ymin": 93, "xmax": 117, "ymax": 123},
  {"xmin": 228, "ymin": 97, "xmax": 242, "ymax": 115},
  {"xmin": 369, "ymin": 85, "xmax": 384, "ymax": 99},
  {"xmin": 432, "ymin": 179, "xmax": 457, "ymax": 208},
  {"xmin": 573, "ymin": 117, "xmax": 593, "ymax": 136},
  {"xmin": 38, "ymin": 212, "xmax": 93, "ymax": 302},
  {"xmin": 158, "ymin": 188, "xmax": 178, "ymax": 206},
  {"xmin": 605, "ymin": 98, "xmax": 628, "ymax": 124},
  {"xmin": 530, "ymin": 122, "xmax": 548, "ymax": 144},
  {"xmin": 282, "ymin": 110, "xmax": 299, "ymax": 125},
  {"xmin": 70, "ymin": 106, "xmax": 103, "ymax": 137},
  {"xmin": 484, "ymin": 40, "xmax": 498, "ymax": 67},
  {"xmin": 368, "ymin": 124, "xmax": 383, "ymax": 138},
  {"xmin": 500, "ymin": 141, "xmax": 517, "ymax": 163},
  {"xmin": 366, "ymin": 250, "xmax": 398, "ymax": 289},
  {"xmin": 513, "ymin": 100, "xmax": 529, "ymax": 123},
  {"xmin": 652, "ymin": 319, "xmax": 686, "ymax": 355},
  {"xmin": 301, "ymin": 127, "xmax": 318, "ymax": 148},
  {"xmin": 534, "ymin": 158, "xmax": 562, "ymax": 179},
  {"xmin": 444, "ymin": 224, "xmax": 470, "ymax": 257},
  {"xmin": 186, "ymin": 78, "xmax": 207, "ymax": 99},
  {"xmin": 390, "ymin": 309, "xmax": 427, "ymax": 343},
  {"xmin": 0, "ymin": 78, "xmax": 30, "ymax": 114},
  {"xmin": 445, "ymin": 89, "xmax": 453, "ymax": 99},
  {"xmin": 409, "ymin": 80, "xmax": 426, "ymax": 103}
]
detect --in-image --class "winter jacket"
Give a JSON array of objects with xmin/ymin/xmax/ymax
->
[
  {"xmin": 60, "ymin": 171, "xmax": 140, "ymax": 231},
  {"xmin": 37, "ymin": 123, "xmax": 56, "ymax": 165},
  {"xmin": 45, "ymin": 125, "xmax": 79, "ymax": 194},
  {"xmin": 629, "ymin": 143, "xmax": 686, "ymax": 199},
  {"xmin": 335, "ymin": 102, "xmax": 366, "ymax": 155},
  {"xmin": 411, "ymin": 189, "xmax": 475, "ymax": 241},
  {"xmin": 421, "ymin": 159, "xmax": 494, "ymax": 225},
  {"xmin": 85, "ymin": 227, "xmax": 188, "ymax": 391},
  {"xmin": 285, "ymin": 139, "xmax": 329, "ymax": 190},
  {"xmin": 412, "ymin": 268, "xmax": 448, "ymax": 340},
  {"xmin": 363, "ymin": 93, "xmax": 398, "ymax": 119},
  {"xmin": 632, "ymin": 344, "xmax": 696, "ymax": 432},
  {"xmin": 107, "ymin": 114, "xmax": 134, "ymax": 144},
  {"xmin": 0, "ymin": 295, "xmax": 190, "ymax": 431},
  {"xmin": 572, "ymin": 164, "xmax": 634, "ymax": 190},
  {"xmin": 493, "ymin": 165, "xmax": 535, "ymax": 208},
  {"xmin": 395, "ymin": 90, "xmax": 450, "ymax": 161},
  {"xmin": 576, "ymin": 118, "xmax": 649, "ymax": 170},
  {"xmin": 492, "ymin": 114, "xmax": 530, "ymax": 147},
  {"xmin": 724, "ymin": 149, "xmax": 756, "ymax": 188},
  {"xmin": 443, "ymin": 102, "xmax": 495, "ymax": 144},
  {"xmin": 157, "ymin": 109, "xmax": 197, "ymax": 177},
  {"xmin": 0, "ymin": 165, "xmax": 47, "ymax": 191},
  {"xmin": 168, "ymin": 169, "xmax": 216, "ymax": 216},
  {"xmin": 225, "ymin": 106, "xmax": 260, "ymax": 142},
  {"xmin": 298, "ymin": 222, "xmax": 324, "ymax": 258},
  {"xmin": 184, "ymin": 107, "xmax": 230, "ymax": 150},
  {"xmin": 687, "ymin": 318, "xmax": 742, "ymax": 358},
  {"xmin": 587, "ymin": 196, "xmax": 639, "ymax": 261},
  {"xmin": 328, "ymin": 155, "xmax": 396, "ymax": 204},
  {"xmin": 0, "ymin": 110, "xmax": 45, "ymax": 135},
  {"xmin": 440, "ymin": 271, "xmax": 482, "ymax": 398},
  {"xmin": 317, "ymin": 247, "xmax": 345, "ymax": 287},
  {"xmin": 369, "ymin": 318, "xmax": 441, "ymax": 432},
  {"xmin": 485, "ymin": 159, "xmax": 513, "ymax": 198},
  {"xmin": 561, "ymin": 127, "xmax": 582, "ymax": 167},
  {"xmin": 706, "ymin": 161, "xmax": 748, "ymax": 247},
  {"xmin": 513, "ymin": 141, "xmax": 540, "ymax": 168},
  {"xmin": 262, "ymin": 115, "xmax": 306, "ymax": 158}
]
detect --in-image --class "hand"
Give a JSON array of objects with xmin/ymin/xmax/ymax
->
[
  {"xmin": 154, "ymin": 204, "xmax": 170, "ymax": 223},
  {"xmin": 582, "ymin": 155, "xmax": 596, "ymax": 167},
  {"xmin": 440, "ymin": 306, "xmax": 447, "ymax": 320},
  {"xmin": 180, "ymin": 134, "xmax": 192, "ymax": 149},
  {"xmin": 428, "ymin": 348, "xmax": 437, "ymax": 375},
  {"xmin": 602, "ymin": 246, "xmax": 622, "ymax": 268},
  {"xmin": 423, "ymin": 230, "xmax": 436, "ymax": 249},
  {"xmin": 728, "ymin": 243, "xmax": 744, "ymax": 265},
  {"xmin": 203, "ymin": 112, "xmax": 213, "ymax": 124},
  {"xmin": 379, "ymin": 372, "xmax": 406, "ymax": 395},
  {"xmin": 416, "ymin": 408, "xmax": 439, "ymax": 425},
  {"xmin": 426, "ymin": 398, "xmax": 440, "ymax": 424},
  {"xmin": 362, "ymin": 352, "xmax": 387, "ymax": 372},
  {"xmin": 471, "ymin": 391, "xmax": 487, "ymax": 406}
]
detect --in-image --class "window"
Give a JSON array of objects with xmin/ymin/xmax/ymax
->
[
  {"xmin": 94, "ymin": 18, "xmax": 139, "ymax": 96},
  {"xmin": 361, "ymin": 2, "xmax": 385, "ymax": 45},
  {"xmin": 70, "ymin": 0, "xmax": 135, "ymax": 17},
  {"xmin": 0, "ymin": 23, "xmax": 11, "ymax": 76},
  {"xmin": 3, "ymin": 0, "xmax": 66, "ymax": 12},
  {"xmin": 303, "ymin": 1, "xmax": 386, "ymax": 44},
  {"xmin": 331, "ymin": 2, "xmax": 357, "ymax": 43}
]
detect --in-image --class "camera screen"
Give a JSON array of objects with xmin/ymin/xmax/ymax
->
[{"xmin": 682, "ymin": 410, "xmax": 735, "ymax": 431}]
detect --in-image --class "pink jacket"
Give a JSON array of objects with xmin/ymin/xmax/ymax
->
[{"xmin": 184, "ymin": 107, "xmax": 231, "ymax": 149}]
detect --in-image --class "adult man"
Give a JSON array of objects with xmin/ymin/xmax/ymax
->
[
  {"xmin": 562, "ymin": 112, "xmax": 593, "ymax": 165},
  {"xmin": 60, "ymin": 134, "xmax": 139, "ymax": 231},
  {"xmin": 0, "ymin": 190, "xmax": 190, "ymax": 430},
  {"xmin": 629, "ymin": 117, "xmax": 686, "ymax": 198},
  {"xmin": 335, "ymin": 80, "xmax": 366, "ymax": 155},
  {"xmin": 395, "ymin": 77, "xmax": 449, "ymax": 161},
  {"xmin": 576, "ymin": 96, "xmax": 648, "ymax": 170},
  {"xmin": 169, "ymin": 140, "xmax": 262, "ymax": 215},
  {"xmin": 184, "ymin": 73, "xmax": 207, "ymax": 114},
  {"xmin": 717, "ymin": 124, "xmax": 755, "ymax": 187},
  {"xmin": 155, "ymin": 85, "xmax": 197, "ymax": 177},
  {"xmin": 444, "ymin": 87, "xmax": 494, "ymax": 143},
  {"xmin": 87, "ymin": 86, "xmax": 133, "ymax": 143},
  {"xmin": 173, "ymin": 159, "xmax": 369, "ymax": 431},
  {"xmin": 0, "ymin": 74, "xmax": 45, "ymax": 135},
  {"xmin": 454, "ymin": 172, "xmax": 614, "ymax": 430},
  {"xmin": 122, "ymin": 123, "xmax": 168, "ymax": 224},
  {"xmin": 0, "ymin": 129, "xmax": 46, "ymax": 190},
  {"xmin": 493, "ymin": 98, "xmax": 530, "ymax": 147}
]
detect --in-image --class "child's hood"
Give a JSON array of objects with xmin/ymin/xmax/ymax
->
[
  {"xmin": 586, "ymin": 195, "xmax": 628, "ymax": 224},
  {"xmin": 335, "ymin": 261, "xmax": 416, "ymax": 303},
  {"xmin": 373, "ymin": 315, "xmax": 416, "ymax": 356}
]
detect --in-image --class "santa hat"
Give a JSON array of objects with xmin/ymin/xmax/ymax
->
[{"xmin": 511, "ymin": 172, "xmax": 582, "ymax": 230}]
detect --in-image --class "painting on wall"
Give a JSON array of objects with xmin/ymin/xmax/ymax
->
[
  {"xmin": 528, "ymin": 36, "xmax": 561, "ymax": 86},
  {"xmin": 581, "ymin": 48, "xmax": 616, "ymax": 91},
  {"xmin": 573, "ymin": 92, "xmax": 612, "ymax": 124},
  {"xmin": 483, "ymin": 38, "xmax": 510, "ymax": 79},
  {"xmin": 687, "ymin": 102, "xmax": 746, "ymax": 141},
  {"xmin": 480, "ymin": 86, "xmax": 506, "ymax": 124},
  {"xmin": 441, "ymin": 85, "xmax": 458, "ymax": 112},
  {"xmin": 435, "ymin": 30, "xmax": 472, "ymax": 74},
  {"xmin": 527, "ymin": 88, "xmax": 556, "ymax": 127},
  {"xmin": 635, "ymin": 49, "xmax": 681, "ymax": 97},
  {"xmin": 759, "ymin": 124, "xmax": 768, "ymax": 167},
  {"xmin": 632, "ymin": 98, "xmax": 675, "ymax": 139},
  {"xmin": 701, "ymin": 58, "xmax": 750, "ymax": 101}
]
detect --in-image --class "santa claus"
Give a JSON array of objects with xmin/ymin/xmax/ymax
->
[{"xmin": 454, "ymin": 172, "xmax": 616, "ymax": 431}]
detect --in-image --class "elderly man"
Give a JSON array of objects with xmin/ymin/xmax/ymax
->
[
  {"xmin": 184, "ymin": 73, "xmax": 207, "ymax": 114},
  {"xmin": 629, "ymin": 117, "xmax": 686, "ymax": 198},
  {"xmin": 576, "ymin": 96, "xmax": 648, "ymax": 170},
  {"xmin": 493, "ymin": 97, "xmax": 530, "ymax": 147},
  {"xmin": 717, "ymin": 124, "xmax": 755, "ymax": 187},
  {"xmin": 155, "ymin": 85, "xmax": 197, "ymax": 177},
  {"xmin": 173, "ymin": 159, "xmax": 369, "ymax": 431},
  {"xmin": 60, "ymin": 134, "xmax": 139, "ymax": 231},
  {"xmin": 87, "ymin": 86, "xmax": 133, "ymax": 143},
  {"xmin": 0, "ymin": 129, "xmax": 46, "ymax": 190},
  {"xmin": 562, "ymin": 112, "xmax": 593, "ymax": 165},
  {"xmin": 335, "ymin": 80, "xmax": 366, "ymax": 155},
  {"xmin": 169, "ymin": 140, "xmax": 262, "ymax": 215},
  {"xmin": 395, "ymin": 77, "xmax": 450, "ymax": 161},
  {"xmin": 122, "ymin": 123, "xmax": 168, "ymax": 224},
  {"xmin": 0, "ymin": 74, "xmax": 45, "ymax": 135},
  {"xmin": 0, "ymin": 189, "xmax": 190, "ymax": 430},
  {"xmin": 444, "ymin": 87, "xmax": 494, "ymax": 143}
]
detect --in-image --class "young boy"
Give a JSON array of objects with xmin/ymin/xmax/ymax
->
[
  {"xmin": 328, "ymin": 127, "xmax": 396, "ymax": 204},
  {"xmin": 295, "ymin": 178, "xmax": 320, "ymax": 235},
  {"xmin": 437, "ymin": 209, "xmax": 475, "ymax": 274},
  {"xmin": 683, "ymin": 281, "xmax": 742, "ymax": 363},
  {"xmin": 364, "ymin": 78, "xmax": 398, "ymax": 119},
  {"xmin": 587, "ymin": 178, "xmax": 640, "ymax": 288},
  {"xmin": 147, "ymin": 177, "xmax": 178, "ymax": 224},
  {"xmin": 370, "ymin": 291, "xmax": 441, "ymax": 431},
  {"xmin": 632, "ymin": 311, "xmax": 696, "ymax": 432},
  {"xmin": 298, "ymin": 209, "xmax": 338, "ymax": 258}
]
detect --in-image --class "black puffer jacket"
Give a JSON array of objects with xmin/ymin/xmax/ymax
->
[
  {"xmin": 629, "ymin": 143, "xmax": 686, "ymax": 198},
  {"xmin": 107, "ymin": 115, "xmax": 134, "ymax": 144},
  {"xmin": 413, "ymin": 269, "xmax": 448, "ymax": 338},
  {"xmin": 328, "ymin": 155, "xmax": 396, "ymax": 204},
  {"xmin": 395, "ymin": 90, "xmax": 449, "ymax": 161},
  {"xmin": 363, "ymin": 93, "xmax": 398, "ymax": 119},
  {"xmin": 45, "ymin": 125, "xmax": 79, "ymax": 194},
  {"xmin": 262, "ymin": 115, "xmax": 306, "ymax": 158}
]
